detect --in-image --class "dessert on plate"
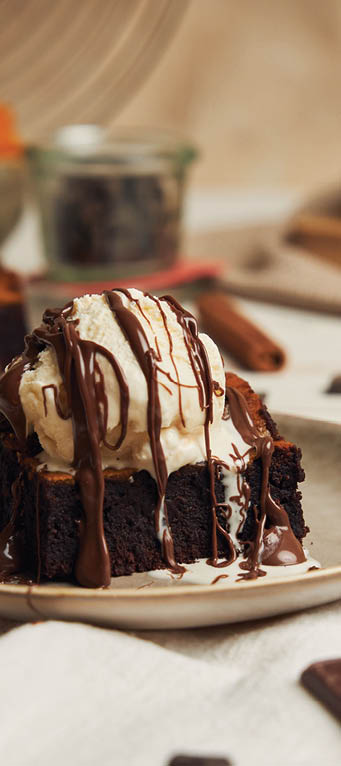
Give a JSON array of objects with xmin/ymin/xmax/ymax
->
[{"xmin": 0, "ymin": 288, "xmax": 307, "ymax": 588}]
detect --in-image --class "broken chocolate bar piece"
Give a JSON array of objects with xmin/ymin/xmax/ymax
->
[
  {"xmin": 325, "ymin": 375, "xmax": 341, "ymax": 394},
  {"xmin": 168, "ymin": 759, "xmax": 230, "ymax": 766},
  {"xmin": 301, "ymin": 659, "xmax": 341, "ymax": 721}
]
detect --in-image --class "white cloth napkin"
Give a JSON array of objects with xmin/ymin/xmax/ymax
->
[{"xmin": 0, "ymin": 601, "xmax": 340, "ymax": 766}]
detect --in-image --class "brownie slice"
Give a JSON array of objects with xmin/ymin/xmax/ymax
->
[{"xmin": 0, "ymin": 374, "xmax": 307, "ymax": 582}]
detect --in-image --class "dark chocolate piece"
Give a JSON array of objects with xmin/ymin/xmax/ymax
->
[
  {"xmin": 325, "ymin": 375, "xmax": 341, "ymax": 394},
  {"xmin": 301, "ymin": 659, "xmax": 341, "ymax": 721},
  {"xmin": 168, "ymin": 756, "xmax": 231, "ymax": 766}
]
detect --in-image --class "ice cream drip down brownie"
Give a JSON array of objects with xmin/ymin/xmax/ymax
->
[{"xmin": 0, "ymin": 289, "xmax": 307, "ymax": 587}]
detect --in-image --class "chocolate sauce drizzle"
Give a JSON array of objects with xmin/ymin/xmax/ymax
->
[
  {"xmin": 161, "ymin": 295, "xmax": 236, "ymax": 568},
  {"xmin": 104, "ymin": 289, "xmax": 184, "ymax": 574},
  {"xmin": 211, "ymin": 574, "xmax": 229, "ymax": 585},
  {"xmin": 42, "ymin": 384, "xmax": 70, "ymax": 420},
  {"xmin": 39, "ymin": 313, "xmax": 129, "ymax": 587},
  {"xmin": 226, "ymin": 385, "xmax": 305, "ymax": 578},
  {"xmin": 228, "ymin": 474, "xmax": 251, "ymax": 537},
  {"xmin": 147, "ymin": 294, "xmax": 186, "ymax": 428},
  {"xmin": 0, "ymin": 289, "xmax": 305, "ymax": 587},
  {"xmin": 0, "ymin": 301, "xmax": 130, "ymax": 587}
]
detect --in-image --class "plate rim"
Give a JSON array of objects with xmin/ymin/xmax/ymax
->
[
  {"xmin": 0, "ymin": 565, "xmax": 340, "ymax": 602},
  {"xmin": 273, "ymin": 411, "xmax": 341, "ymax": 430}
]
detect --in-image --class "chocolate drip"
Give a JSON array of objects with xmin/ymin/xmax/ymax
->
[
  {"xmin": 238, "ymin": 509, "xmax": 267, "ymax": 580},
  {"xmin": 96, "ymin": 350, "xmax": 129, "ymax": 452},
  {"xmin": 57, "ymin": 321, "xmax": 110, "ymax": 587},
  {"xmin": 162, "ymin": 296, "xmax": 210, "ymax": 412},
  {"xmin": 161, "ymin": 295, "xmax": 236, "ymax": 567},
  {"xmin": 36, "ymin": 313, "xmax": 131, "ymax": 586},
  {"xmin": 228, "ymin": 474, "xmax": 251, "ymax": 536},
  {"xmin": 104, "ymin": 289, "xmax": 184, "ymax": 573},
  {"xmin": 42, "ymin": 384, "xmax": 70, "ymax": 420},
  {"xmin": 226, "ymin": 384, "xmax": 305, "ymax": 575},
  {"xmin": 0, "ymin": 299, "xmax": 131, "ymax": 587},
  {"xmin": 211, "ymin": 574, "xmax": 229, "ymax": 585},
  {"xmin": 143, "ymin": 292, "xmax": 198, "ymax": 404},
  {"xmin": 147, "ymin": 294, "xmax": 186, "ymax": 428}
]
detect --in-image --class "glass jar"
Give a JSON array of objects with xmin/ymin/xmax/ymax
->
[{"xmin": 28, "ymin": 126, "xmax": 197, "ymax": 282}]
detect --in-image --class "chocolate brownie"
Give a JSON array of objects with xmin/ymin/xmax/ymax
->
[{"xmin": 0, "ymin": 373, "xmax": 307, "ymax": 583}]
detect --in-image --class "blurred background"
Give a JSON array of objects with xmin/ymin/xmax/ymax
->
[
  {"xmin": 3, "ymin": 0, "xmax": 341, "ymax": 190},
  {"xmin": 0, "ymin": 0, "xmax": 340, "ymax": 421}
]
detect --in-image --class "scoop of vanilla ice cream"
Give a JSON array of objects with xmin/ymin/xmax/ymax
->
[{"xmin": 19, "ymin": 290, "xmax": 233, "ymax": 476}]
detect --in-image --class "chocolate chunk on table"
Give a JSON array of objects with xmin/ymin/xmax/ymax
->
[
  {"xmin": 325, "ymin": 375, "xmax": 341, "ymax": 393},
  {"xmin": 168, "ymin": 756, "xmax": 231, "ymax": 766},
  {"xmin": 301, "ymin": 659, "xmax": 341, "ymax": 721}
]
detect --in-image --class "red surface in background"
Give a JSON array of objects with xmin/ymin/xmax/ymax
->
[{"xmin": 46, "ymin": 259, "xmax": 224, "ymax": 297}]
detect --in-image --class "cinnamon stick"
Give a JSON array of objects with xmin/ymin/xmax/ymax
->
[{"xmin": 197, "ymin": 291, "xmax": 285, "ymax": 372}]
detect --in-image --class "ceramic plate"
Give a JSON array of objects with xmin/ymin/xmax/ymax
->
[{"xmin": 0, "ymin": 414, "xmax": 340, "ymax": 629}]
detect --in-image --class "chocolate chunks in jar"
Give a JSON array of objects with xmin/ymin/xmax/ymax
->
[{"xmin": 54, "ymin": 173, "xmax": 180, "ymax": 269}]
